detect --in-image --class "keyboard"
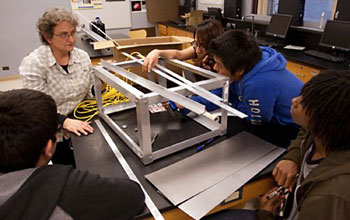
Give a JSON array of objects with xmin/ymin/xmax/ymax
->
[
  {"xmin": 255, "ymin": 38, "xmax": 269, "ymax": 46},
  {"xmin": 255, "ymin": 38, "xmax": 283, "ymax": 48},
  {"xmin": 304, "ymin": 50, "xmax": 345, "ymax": 63}
]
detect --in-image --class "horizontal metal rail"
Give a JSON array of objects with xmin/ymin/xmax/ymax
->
[
  {"xmin": 100, "ymin": 60, "xmax": 206, "ymax": 115},
  {"xmin": 122, "ymin": 54, "xmax": 247, "ymax": 118}
]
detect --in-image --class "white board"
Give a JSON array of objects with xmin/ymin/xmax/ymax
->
[
  {"xmin": 72, "ymin": 0, "xmax": 131, "ymax": 29},
  {"xmin": 197, "ymin": 0, "xmax": 224, "ymax": 11},
  {"xmin": 0, "ymin": 0, "xmax": 71, "ymax": 77}
]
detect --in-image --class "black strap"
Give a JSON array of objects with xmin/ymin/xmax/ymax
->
[{"xmin": 0, "ymin": 165, "xmax": 72, "ymax": 220}]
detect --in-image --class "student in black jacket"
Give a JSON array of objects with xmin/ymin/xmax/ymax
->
[{"xmin": 0, "ymin": 89, "xmax": 145, "ymax": 220}]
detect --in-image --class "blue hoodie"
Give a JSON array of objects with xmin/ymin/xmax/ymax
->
[{"xmin": 185, "ymin": 47, "xmax": 304, "ymax": 126}]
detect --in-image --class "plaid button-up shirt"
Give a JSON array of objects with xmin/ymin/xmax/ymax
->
[
  {"xmin": 19, "ymin": 45, "xmax": 94, "ymax": 116},
  {"xmin": 19, "ymin": 45, "xmax": 94, "ymax": 141}
]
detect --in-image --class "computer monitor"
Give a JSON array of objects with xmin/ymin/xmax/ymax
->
[
  {"xmin": 277, "ymin": 0, "xmax": 305, "ymax": 26},
  {"xmin": 320, "ymin": 20, "xmax": 350, "ymax": 52},
  {"xmin": 224, "ymin": 0, "xmax": 242, "ymax": 19},
  {"xmin": 207, "ymin": 7, "xmax": 223, "ymax": 24},
  {"xmin": 265, "ymin": 14, "xmax": 292, "ymax": 39}
]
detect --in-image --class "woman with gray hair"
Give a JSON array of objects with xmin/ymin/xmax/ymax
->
[{"xmin": 19, "ymin": 7, "xmax": 94, "ymax": 167}]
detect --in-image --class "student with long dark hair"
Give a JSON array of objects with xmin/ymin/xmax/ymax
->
[{"xmin": 143, "ymin": 19, "xmax": 224, "ymax": 72}]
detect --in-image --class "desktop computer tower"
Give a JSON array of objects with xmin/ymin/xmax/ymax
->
[
  {"xmin": 224, "ymin": 0, "xmax": 242, "ymax": 19},
  {"xmin": 278, "ymin": 0, "xmax": 305, "ymax": 26},
  {"xmin": 334, "ymin": 0, "xmax": 350, "ymax": 21}
]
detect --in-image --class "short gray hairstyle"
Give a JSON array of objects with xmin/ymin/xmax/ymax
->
[{"xmin": 37, "ymin": 7, "xmax": 79, "ymax": 45}]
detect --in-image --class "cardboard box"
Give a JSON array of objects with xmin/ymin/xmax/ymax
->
[
  {"xmin": 181, "ymin": 10, "xmax": 204, "ymax": 27},
  {"xmin": 93, "ymin": 36, "xmax": 193, "ymax": 79},
  {"xmin": 93, "ymin": 36, "xmax": 193, "ymax": 61}
]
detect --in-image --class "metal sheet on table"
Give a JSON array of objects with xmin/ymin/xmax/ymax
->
[
  {"xmin": 179, "ymin": 146, "xmax": 285, "ymax": 219},
  {"xmin": 145, "ymin": 132, "xmax": 279, "ymax": 205}
]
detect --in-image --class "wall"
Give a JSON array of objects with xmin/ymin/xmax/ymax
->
[
  {"xmin": 131, "ymin": 11, "xmax": 154, "ymax": 29},
  {"xmin": 0, "ymin": 0, "xmax": 71, "ymax": 78},
  {"xmin": 242, "ymin": 0, "xmax": 253, "ymax": 16},
  {"xmin": 73, "ymin": 0, "xmax": 131, "ymax": 29},
  {"xmin": 197, "ymin": 0, "xmax": 224, "ymax": 10},
  {"xmin": 76, "ymin": 2, "xmax": 155, "ymax": 58},
  {"xmin": 0, "ymin": 0, "xmax": 155, "ymax": 78},
  {"xmin": 196, "ymin": 0, "xmax": 252, "ymax": 16},
  {"xmin": 76, "ymin": 4, "xmax": 155, "ymax": 58}
]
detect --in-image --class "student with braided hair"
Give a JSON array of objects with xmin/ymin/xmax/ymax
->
[{"xmin": 262, "ymin": 69, "xmax": 350, "ymax": 220}]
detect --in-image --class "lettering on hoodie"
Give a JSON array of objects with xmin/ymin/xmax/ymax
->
[{"xmin": 249, "ymin": 99, "xmax": 262, "ymax": 125}]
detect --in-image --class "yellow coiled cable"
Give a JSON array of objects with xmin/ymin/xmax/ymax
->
[
  {"xmin": 73, "ymin": 84, "xmax": 129, "ymax": 121},
  {"xmin": 73, "ymin": 52, "xmax": 145, "ymax": 121}
]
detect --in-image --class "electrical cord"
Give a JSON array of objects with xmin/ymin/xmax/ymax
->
[
  {"xmin": 73, "ymin": 84, "xmax": 129, "ymax": 121},
  {"xmin": 73, "ymin": 52, "xmax": 145, "ymax": 121}
]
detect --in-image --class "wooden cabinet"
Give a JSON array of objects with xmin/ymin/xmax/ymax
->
[
  {"xmin": 176, "ymin": 28, "xmax": 194, "ymax": 38},
  {"xmin": 158, "ymin": 24, "xmax": 167, "ymax": 36},
  {"xmin": 167, "ymin": 26, "xmax": 178, "ymax": 36},
  {"xmin": 157, "ymin": 24, "xmax": 193, "ymax": 39},
  {"xmin": 286, "ymin": 60, "xmax": 321, "ymax": 83}
]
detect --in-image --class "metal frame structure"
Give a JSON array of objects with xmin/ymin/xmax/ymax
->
[{"xmin": 93, "ymin": 54, "xmax": 246, "ymax": 164}]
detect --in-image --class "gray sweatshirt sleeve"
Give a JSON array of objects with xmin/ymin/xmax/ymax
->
[{"xmin": 58, "ymin": 169, "xmax": 145, "ymax": 220}]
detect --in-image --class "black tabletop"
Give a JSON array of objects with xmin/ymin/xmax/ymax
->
[
  {"xmin": 277, "ymin": 48, "xmax": 350, "ymax": 70},
  {"xmin": 72, "ymin": 109, "xmax": 298, "ymax": 218}
]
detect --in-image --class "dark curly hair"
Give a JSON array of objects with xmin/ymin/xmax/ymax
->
[{"xmin": 301, "ymin": 70, "xmax": 350, "ymax": 152}]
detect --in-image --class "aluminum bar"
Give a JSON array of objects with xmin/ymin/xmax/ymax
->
[
  {"xmin": 122, "ymin": 53, "xmax": 246, "ymax": 118},
  {"xmin": 155, "ymin": 63, "xmax": 247, "ymax": 118},
  {"xmin": 81, "ymin": 26, "xmax": 106, "ymax": 42},
  {"xmin": 143, "ymin": 78, "xmax": 224, "ymax": 105},
  {"xmin": 94, "ymin": 66, "xmax": 144, "ymax": 102},
  {"xmin": 122, "ymin": 52, "xmax": 223, "ymax": 103},
  {"xmin": 100, "ymin": 60, "xmax": 206, "ymax": 115},
  {"xmin": 166, "ymin": 59, "xmax": 223, "ymax": 79}
]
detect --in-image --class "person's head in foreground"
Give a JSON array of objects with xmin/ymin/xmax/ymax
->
[{"xmin": 0, "ymin": 89, "xmax": 58, "ymax": 173}]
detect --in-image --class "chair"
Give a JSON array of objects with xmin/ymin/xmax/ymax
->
[{"xmin": 129, "ymin": 29, "xmax": 147, "ymax": 38}]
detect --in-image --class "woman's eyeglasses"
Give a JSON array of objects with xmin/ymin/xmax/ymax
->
[{"xmin": 54, "ymin": 31, "xmax": 76, "ymax": 40}]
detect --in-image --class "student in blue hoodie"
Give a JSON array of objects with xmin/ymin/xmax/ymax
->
[{"xmin": 183, "ymin": 30, "xmax": 303, "ymax": 127}]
